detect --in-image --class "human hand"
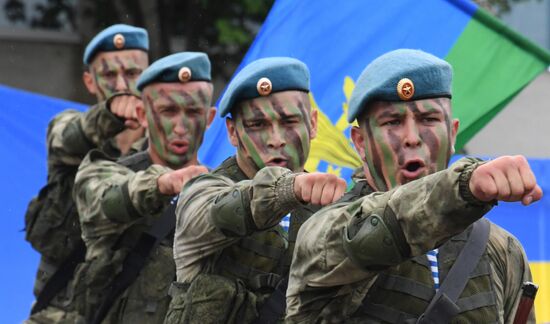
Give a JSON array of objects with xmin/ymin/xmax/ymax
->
[
  {"xmin": 157, "ymin": 165, "xmax": 209, "ymax": 195},
  {"xmin": 294, "ymin": 173, "xmax": 347, "ymax": 205},
  {"xmin": 469, "ymin": 155, "xmax": 543, "ymax": 206},
  {"xmin": 109, "ymin": 94, "xmax": 143, "ymax": 129}
]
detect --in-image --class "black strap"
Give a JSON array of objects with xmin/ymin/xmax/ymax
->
[
  {"xmin": 252, "ymin": 277, "xmax": 288, "ymax": 324},
  {"xmin": 91, "ymin": 199, "xmax": 177, "ymax": 324},
  {"xmin": 416, "ymin": 219, "xmax": 490, "ymax": 324},
  {"xmin": 30, "ymin": 240, "xmax": 86, "ymax": 315}
]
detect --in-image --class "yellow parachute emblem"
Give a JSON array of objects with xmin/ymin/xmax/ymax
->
[{"xmin": 305, "ymin": 76, "xmax": 362, "ymax": 175}]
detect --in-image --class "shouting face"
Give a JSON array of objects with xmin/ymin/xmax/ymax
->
[
  {"xmin": 351, "ymin": 98, "xmax": 459, "ymax": 191},
  {"xmin": 84, "ymin": 49, "xmax": 148, "ymax": 101},
  {"xmin": 139, "ymin": 81, "xmax": 215, "ymax": 169},
  {"xmin": 227, "ymin": 90, "xmax": 317, "ymax": 177}
]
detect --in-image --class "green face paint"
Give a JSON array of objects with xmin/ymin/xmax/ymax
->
[
  {"xmin": 359, "ymin": 98, "xmax": 453, "ymax": 191},
  {"xmin": 232, "ymin": 91, "xmax": 313, "ymax": 175},
  {"xmin": 89, "ymin": 50, "xmax": 148, "ymax": 101},
  {"xmin": 143, "ymin": 82, "xmax": 212, "ymax": 168}
]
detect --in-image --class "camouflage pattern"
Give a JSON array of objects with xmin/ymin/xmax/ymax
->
[
  {"xmin": 286, "ymin": 157, "xmax": 534, "ymax": 323},
  {"xmin": 25, "ymin": 101, "xmax": 145, "ymax": 320},
  {"xmin": 166, "ymin": 157, "xmax": 313, "ymax": 324},
  {"xmin": 71, "ymin": 150, "xmax": 175, "ymax": 323}
]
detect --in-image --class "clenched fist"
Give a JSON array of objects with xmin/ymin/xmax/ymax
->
[
  {"xmin": 157, "ymin": 165, "xmax": 209, "ymax": 195},
  {"xmin": 469, "ymin": 155, "xmax": 543, "ymax": 206},
  {"xmin": 109, "ymin": 94, "xmax": 143, "ymax": 129},
  {"xmin": 294, "ymin": 173, "xmax": 347, "ymax": 205}
]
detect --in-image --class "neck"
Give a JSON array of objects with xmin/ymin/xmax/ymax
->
[
  {"xmin": 235, "ymin": 153, "xmax": 258, "ymax": 179},
  {"xmin": 115, "ymin": 128, "xmax": 145, "ymax": 155}
]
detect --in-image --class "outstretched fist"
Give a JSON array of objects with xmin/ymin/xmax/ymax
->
[
  {"xmin": 469, "ymin": 155, "xmax": 543, "ymax": 206},
  {"xmin": 294, "ymin": 173, "xmax": 347, "ymax": 206},
  {"xmin": 157, "ymin": 165, "xmax": 209, "ymax": 195},
  {"xmin": 109, "ymin": 94, "xmax": 143, "ymax": 129}
]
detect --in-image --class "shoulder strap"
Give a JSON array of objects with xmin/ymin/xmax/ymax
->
[
  {"xmin": 30, "ymin": 241, "xmax": 86, "ymax": 315},
  {"xmin": 91, "ymin": 198, "xmax": 177, "ymax": 324},
  {"xmin": 417, "ymin": 219, "xmax": 491, "ymax": 324}
]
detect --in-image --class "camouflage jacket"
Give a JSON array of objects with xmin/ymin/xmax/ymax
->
[
  {"xmin": 173, "ymin": 157, "xmax": 305, "ymax": 284},
  {"xmin": 72, "ymin": 149, "xmax": 174, "ymax": 323},
  {"xmin": 25, "ymin": 101, "xmax": 144, "ymax": 300},
  {"xmin": 285, "ymin": 157, "xmax": 534, "ymax": 323}
]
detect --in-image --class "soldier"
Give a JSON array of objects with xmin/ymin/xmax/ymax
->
[
  {"xmin": 25, "ymin": 24, "xmax": 149, "ymax": 322},
  {"xmin": 286, "ymin": 49, "xmax": 543, "ymax": 323},
  {"xmin": 71, "ymin": 52, "xmax": 214, "ymax": 323},
  {"xmin": 164, "ymin": 57, "xmax": 347, "ymax": 323}
]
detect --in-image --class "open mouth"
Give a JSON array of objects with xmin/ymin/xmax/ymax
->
[
  {"xmin": 401, "ymin": 159, "xmax": 426, "ymax": 179},
  {"xmin": 169, "ymin": 141, "xmax": 189, "ymax": 154},
  {"xmin": 266, "ymin": 157, "xmax": 288, "ymax": 167},
  {"xmin": 405, "ymin": 161, "xmax": 423, "ymax": 173}
]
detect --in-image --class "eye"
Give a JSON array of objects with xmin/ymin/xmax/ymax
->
[
  {"xmin": 282, "ymin": 117, "xmax": 300, "ymax": 126},
  {"xmin": 102, "ymin": 71, "xmax": 117, "ymax": 79},
  {"xmin": 381, "ymin": 119, "xmax": 401, "ymax": 126},
  {"xmin": 244, "ymin": 120, "xmax": 267, "ymax": 129},
  {"xmin": 159, "ymin": 106, "xmax": 179, "ymax": 116},
  {"xmin": 125, "ymin": 69, "xmax": 142, "ymax": 79},
  {"xmin": 185, "ymin": 107, "xmax": 203, "ymax": 116},
  {"xmin": 422, "ymin": 116, "xmax": 442, "ymax": 124}
]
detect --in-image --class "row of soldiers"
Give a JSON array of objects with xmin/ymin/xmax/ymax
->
[{"xmin": 24, "ymin": 23, "xmax": 542, "ymax": 323}]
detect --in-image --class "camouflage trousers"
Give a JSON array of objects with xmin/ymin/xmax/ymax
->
[{"xmin": 164, "ymin": 274, "xmax": 261, "ymax": 324}]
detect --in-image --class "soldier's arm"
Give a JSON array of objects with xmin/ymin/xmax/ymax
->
[
  {"xmin": 47, "ymin": 100, "xmax": 126, "ymax": 168},
  {"xmin": 209, "ymin": 166, "xmax": 302, "ymax": 236},
  {"xmin": 73, "ymin": 151, "xmax": 172, "ymax": 238}
]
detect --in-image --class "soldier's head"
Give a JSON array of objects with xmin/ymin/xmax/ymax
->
[
  {"xmin": 219, "ymin": 57, "xmax": 318, "ymax": 178},
  {"xmin": 135, "ymin": 52, "xmax": 216, "ymax": 169},
  {"xmin": 348, "ymin": 49, "xmax": 459, "ymax": 191},
  {"xmin": 82, "ymin": 24, "xmax": 149, "ymax": 102}
]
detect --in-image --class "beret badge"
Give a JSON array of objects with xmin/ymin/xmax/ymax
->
[
  {"xmin": 178, "ymin": 67, "xmax": 192, "ymax": 82},
  {"xmin": 257, "ymin": 77, "xmax": 272, "ymax": 96},
  {"xmin": 113, "ymin": 33, "xmax": 125, "ymax": 49},
  {"xmin": 397, "ymin": 78, "xmax": 414, "ymax": 100}
]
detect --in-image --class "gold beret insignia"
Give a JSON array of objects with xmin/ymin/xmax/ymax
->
[
  {"xmin": 178, "ymin": 67, "xmax": 192, "ymax": 82},
  {"xmin": 397, "ymin": 78, "xmax": 414, "ymax": 100},
  {"xmin": 256, "ymin": 77, "xmax": 272, "ymax": 96},
  {"xmin": 113, "ymin": 33, "xmax": 125, "ymax": 49}
]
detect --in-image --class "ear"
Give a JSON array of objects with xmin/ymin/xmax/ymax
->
[
  {"xmin": 351, "ymin": 125, "xmax": 367, "ymax": 162},
  {"xmin": 206, "ymin": 107, "xmax": 217, "ymax": 129},
  {"xmin": 225, "ymin": 118, "xmax": 239, "ymax": 148},
  {"xmin": 135, "ymin": 100, "xmax": 148, "ymax": 129},
  {"xmin": 309, "ymin": 108, "xmax": 318, "ymax": 140},
  {"xmin": 82, "ymin": 70, "xmax": 97, "ymax": 95},
  {"xmin": 450, "ymin": 118, "xmax": 459, "ymax": 155}
]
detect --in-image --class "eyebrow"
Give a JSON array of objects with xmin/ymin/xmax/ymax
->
[{"xmin": 376, "ymin": 110, "xmax": 404, "ymax": 119}]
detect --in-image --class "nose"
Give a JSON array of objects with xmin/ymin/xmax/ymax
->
[
  {"xmin": 173, "ymin": 117, "xmax": 187, "ymax": 136},
  {"xmin": 403, "ymin": 118, "xmax": 421, "ymax": 148},
  {"xmin": 267, "ymin": 124, "xmax": 286, "ymax": 149},
  {"xmin": 115, "ymin": 73, "xmax": 128, "ymax": 92}
]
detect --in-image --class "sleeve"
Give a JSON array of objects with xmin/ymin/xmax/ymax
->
[
  {"xmin": 73, "ymin": 152, "xmax": 171, "ymax": 240},
  {"xmin": 172, "ymin": 166, "xmax": 303, "ymax": 281},
  {"xmin": 47, "ymin": 101, "xmax": 125, "ymax": 168}
]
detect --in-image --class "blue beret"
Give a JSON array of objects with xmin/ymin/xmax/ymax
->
[
  {"xmin": 136, "ymin": 52, "xmax": 211, "ymax": 91},
  {"xmin": 348, "ymin": 49, "xmax": 452, "ymax": 122},
  {"xmin": 83, "ymin": 24, "xmax": 149, "ymax": 65},
  {"xmin": 218, "ymin": 57, "xmax": 310, "ymax": 117}
]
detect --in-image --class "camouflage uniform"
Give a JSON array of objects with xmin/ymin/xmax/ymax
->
[
  {"xmin": 286, "ymin": 158, "xmax": 534, "ymax": 323},
  {"xmin": 25, "ymin": 101, "xmax": 145, "ymax": 323},
  {"xmin": 166, "ymin": 156, "xmax": 318, "ymax": 323},
  {"xmin": 65, "ymin": 148, "xmax": 175, "ymax": 323}
]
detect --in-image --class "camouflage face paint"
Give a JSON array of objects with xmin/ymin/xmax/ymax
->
[
  {"xmin": 143, "ymin": 82, "xmax": 212, "ymax": 168},
  {"xmin": 232, "ymin": 91, "xmax": 312, "ymax": 175},
  {"xmin": 89, "ymin": 49, "xmax": 148, "ymax": 101},
  {"xmin": 359, "ymin": 98, "xmax": 452, "ymax": 191}
]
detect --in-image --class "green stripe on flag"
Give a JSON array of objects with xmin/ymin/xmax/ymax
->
[{"xmin": 445, "ymin": 8, "xmax": 550, "ymax": 150}]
